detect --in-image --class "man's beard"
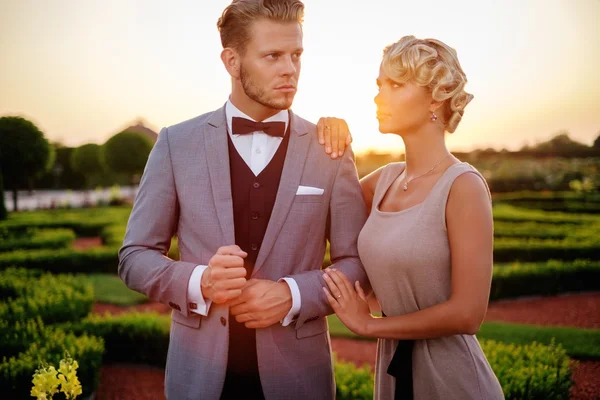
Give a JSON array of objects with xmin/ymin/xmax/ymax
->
[{"xmin": 240, "ymin": 65, "xmax": 293, "ymax": 110}]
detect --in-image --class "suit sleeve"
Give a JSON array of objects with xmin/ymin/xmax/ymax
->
[
  {"xmin": 287, "ymin": 145, "xmax": 370, "ymax": 329},
  {"xmin": 118, "ymin": 127, "xmax": 198, "ymax": 317}
]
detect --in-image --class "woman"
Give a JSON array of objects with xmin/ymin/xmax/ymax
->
[{"xmin": 319, "ymin": 36, "xmax": 504, "ymax": 399}]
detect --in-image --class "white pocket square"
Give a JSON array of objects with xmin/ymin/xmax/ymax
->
[{"xmin": 296, "ymin": 185, "xmax": 324, "ymax": 195}]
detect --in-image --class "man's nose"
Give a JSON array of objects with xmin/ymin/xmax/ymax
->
[{"xmin": 280, "ymin": 55, "xmax": 297, "ymax": 76}]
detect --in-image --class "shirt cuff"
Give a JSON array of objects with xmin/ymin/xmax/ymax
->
[
  {"xmin": 279, "ymin": 277, "xmax": 301, "ymax": 326},
  {"xmin": 188, "ymin": 265, "xmax": 212, "ymax": 316}
]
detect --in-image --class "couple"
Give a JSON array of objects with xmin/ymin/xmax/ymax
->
[{"xmin": 118, "ymin": 0, "xmax": 504, "ymax": 399}]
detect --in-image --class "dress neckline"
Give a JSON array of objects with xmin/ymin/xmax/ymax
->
[{"xmin": 375, "ymin": 162, "xmax": 465, "ymax": 215}]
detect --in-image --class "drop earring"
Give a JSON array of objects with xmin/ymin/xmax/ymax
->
[{"xmin": 430, "ymin": 112, "xmax": 438, "ymax": 122}]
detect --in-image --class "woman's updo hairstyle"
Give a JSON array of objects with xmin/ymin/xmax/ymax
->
[{"xmin": 381, "ymin": 36, "xmax": 473, "ymax": 133}]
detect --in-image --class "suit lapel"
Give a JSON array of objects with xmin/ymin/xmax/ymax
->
[
  {"xmin": 203, "ymin": 105, "xmax": 235, "ymax": 244},
  {"xmin": 253, "ymin": 112, "xmax": 310, "ymax": 276}
]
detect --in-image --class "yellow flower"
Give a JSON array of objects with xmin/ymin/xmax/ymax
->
[
  {"xmin": 31, "ymin": 365, "xmax": 60, "ymax": 399},
  {"xmin": 58, "ymin": 356, "xmax": 83, "ymax": 399},
  {"xmin": 31, "ymin": 355, "xmax": 82, "ymax": 400}
]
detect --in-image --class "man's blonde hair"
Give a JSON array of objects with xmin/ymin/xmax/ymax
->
[
  {"xmin": 382, "ymin": 36, "xmax": 474, "ymax": 133},
  {"xmin": 217, "ymin": 0, "xmax": 305, "ymax": 53}
]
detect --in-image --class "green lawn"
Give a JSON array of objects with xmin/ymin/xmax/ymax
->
[
  {"xmin": 327, "ymin": 315, "xmax": 600, "ymax": 360},
  {"xmin": 85, "ymin": 273, "xmax": 148, "ymax": 306}
]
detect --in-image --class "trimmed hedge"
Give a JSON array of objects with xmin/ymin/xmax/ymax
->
[
  {"xmin": 99, "ymin": 225, "xmax": 126, "ymax": 247},
  {"xmin": 491, "ymin": 259, "xmax": 600, "ymax": 300},
  {"xmin": 493, "ymin": 191, "xmax": 600, "ymax": 214},
  {"xmin": 482, "ymin": 340, "xmax": 572, "ymax": 400},
  {"xmin": 0, "ymin": 268, "xmax": 103, "ymax": 398},
  {"xmin": 0, "ymin": 319, "xmax": 103, "ymax": 399},
  {"xmin": 494, "ymin": 239, "xmax": 600, "ymax": 262},
  {"xmin": 0, "ymin": 247, "xmax": 119, "ymax": 274},
  {"xmin": 493, "ymin": 221, "xmax": 569, "ymax": 240},
  {"xmin": 0, "ymin": 219, "xmax": 112, "ymax": 237},
  {"xmin": 63, "ymin": 312, "xmax": 170, "ymax": 367},
  {"xmin": 335, "ymin": 356, "xmax": 373, "ymax": 400},
  {"xmin": 492, "ymin": 204, "xmax": 592, "ymax": 225},
  {"xmin": 0, "ymin": 267, "xmax": 93, "ymax": 324},
  {"xmin": 0, "ymin": 228, "xmax": 76, "ymax": 252},
  {"xmin": 0, "ymin": 207, "xmax": 132, "ymax": 238}
]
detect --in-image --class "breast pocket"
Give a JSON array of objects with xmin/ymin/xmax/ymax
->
[{"xmin": 293, "ymin": 194, "xmax": 325, "ymax": 203}]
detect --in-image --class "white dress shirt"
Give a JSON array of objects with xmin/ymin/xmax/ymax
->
[{"xmin": 187, "ymin": 99, "xmax": 301, "ymax": 325}]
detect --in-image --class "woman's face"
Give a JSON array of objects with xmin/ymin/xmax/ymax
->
[{"xmin": 374, "ymin": 64, "xmax": 433, "ymax": 135}]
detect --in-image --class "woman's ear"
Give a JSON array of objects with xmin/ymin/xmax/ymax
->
[
  {"xmin": 429, "ymin": 98, "xmax": 444, "ymax": 114},
  {"xmin": 221, "ymin": 48, "xmax": 241, "ymax": 79}
]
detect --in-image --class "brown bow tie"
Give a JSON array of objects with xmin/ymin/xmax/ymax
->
[{"xmin": 231, "ymin": 117, "xmax": 286, "ymax": 137}]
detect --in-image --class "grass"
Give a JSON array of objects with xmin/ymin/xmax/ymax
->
[
  {"xmin": 85, "ymin": 273, "xmax": 148, "ymax": 306},
  {"xmin": 326, "ymin": 315, "xmax": 600, "ymax": 360},
  {"xmin": 478, "ymin": 322, "xmax": 600, "ymax": 360}
]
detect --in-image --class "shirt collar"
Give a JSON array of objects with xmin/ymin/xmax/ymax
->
[{"xmin": 225, "ymin": 98, "xmax": 289, "ymax": 137}]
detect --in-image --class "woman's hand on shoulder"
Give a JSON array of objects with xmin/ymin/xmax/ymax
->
[{"xmin": 316, "ymin": 117, "xmax": 353, "ymax": 159}]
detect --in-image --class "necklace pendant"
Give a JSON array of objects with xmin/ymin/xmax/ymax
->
[{"xmin": 403, "ymin": 183, "xmax": 408, "ymax": 191}]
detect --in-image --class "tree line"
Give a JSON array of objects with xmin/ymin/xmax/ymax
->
[{"xmin": 0, "ymin": 116, "xmax": 154, "ymax": 216}]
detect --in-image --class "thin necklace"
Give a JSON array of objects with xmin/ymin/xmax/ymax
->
[{"xmin": 403, "ymin": 154, "xmax": 451, "ymax": 191}]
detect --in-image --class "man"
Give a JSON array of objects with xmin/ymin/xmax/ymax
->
[{"xmin": 118, "ymin": 1, "xmax": 367, "ymax": 399}]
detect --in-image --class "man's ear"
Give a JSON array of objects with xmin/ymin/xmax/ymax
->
[{"xmin": 221, "ymin": 48, "xmax": 241, "ymax": 79}]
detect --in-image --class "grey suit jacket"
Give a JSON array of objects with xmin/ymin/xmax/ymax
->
[{"xmin": 118, "ymin": 104, "xmax": 368, "ymax": 400}]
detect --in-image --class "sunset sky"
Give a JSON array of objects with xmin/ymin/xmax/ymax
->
[{"xmin": 1, "ymin": 0, "xmax": 599, "ymax": 154}]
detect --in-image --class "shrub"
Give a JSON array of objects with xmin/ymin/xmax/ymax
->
[
  {"xmin": 62, "ymin": 312, "xmax": 171, "ymax": 367},
  {"xmin": 491, "ymin": 260, "xmax": 600, "ymax": 300},
  {"xmin": 0, "ymin": 319, "xmax": 103, "ymax": 399},
  {"xmin": 0, "ymin": 247, "xmax": 119, "ymax": 274},
  {"xmin": 483, "ymin": 340, "xmax": 572, "ymax": 400},
  {"xmin": 492, "ymin": 204, "xmax": 592, "ymax": 225},
  {"xmin": 0, "ymin": 268, "xmax": 93, "ymax": 325},
  {"xmin": 494, "ymin": 239, "xmax": 600, "ymax": 262},
  {"xmin": 334, "ymin": 357, "xmax": 373, "ymax": 400},
  {"xmin": 0, "ymin": 228, "xmax": 76, "ymax": 252}
]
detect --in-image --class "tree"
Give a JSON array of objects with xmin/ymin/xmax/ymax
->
[
  {"xmin": 0, "ymin": 173, "xmax": 7, "ymax": 220},
  {"xmin": 533, "ymin": 131, "xmax": 589, "ymax": 154},
  {"xmin": 0, "ymin": 116, "xmax": 54, "ymax": 211},
  {"xmin": 593, "ymin": 132, "xmax": 600, "ymax": 149},
  {"xmin": 70, "ymin": 143, "xmax": 106, "ymax": 188},
  {"xmin": 101, "ymin": 131, "xmax": 153, "ymax": 184}
]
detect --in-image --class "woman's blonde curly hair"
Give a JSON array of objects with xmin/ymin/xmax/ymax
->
[{"xmin": 381, "ymin": 36, "xmax": 473, "ymax": 133}]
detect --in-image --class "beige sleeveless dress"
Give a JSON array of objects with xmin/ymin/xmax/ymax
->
[{"xmin": 357, "ymin": 162, "xmax": 504, "ymax": 400}]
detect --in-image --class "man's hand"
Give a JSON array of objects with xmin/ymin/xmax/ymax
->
[
  {"xmin": 201, "ymin": 245, "xmax": 247, "ymax": 304},
  {"xmin": 229, "ymin": 279, "xmax": 293, "ymax": 329},
  {"xmin": 317, "ymin": 117, "xmax": 353, "ymax": 159}
]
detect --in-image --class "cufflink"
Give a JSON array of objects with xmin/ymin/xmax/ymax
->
[{"xmin": 189, "ymin": 302, "xmax": 198, "ymax": 310}]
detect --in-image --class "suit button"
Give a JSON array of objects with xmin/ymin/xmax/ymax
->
[
  {"xmin": 251, "ymin": 243, "xmax": 258, "ymax": 251},
  {"xmin": 251, "ymin": 212, "xmax": 259, "ymax": 220},
  {"xmin": 220, "ymin": 317, "xmax": 227, "ymax": 326},
  {"xmin": 253, "ymin": 182, "xmax": 260, "ymax": 189}
]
